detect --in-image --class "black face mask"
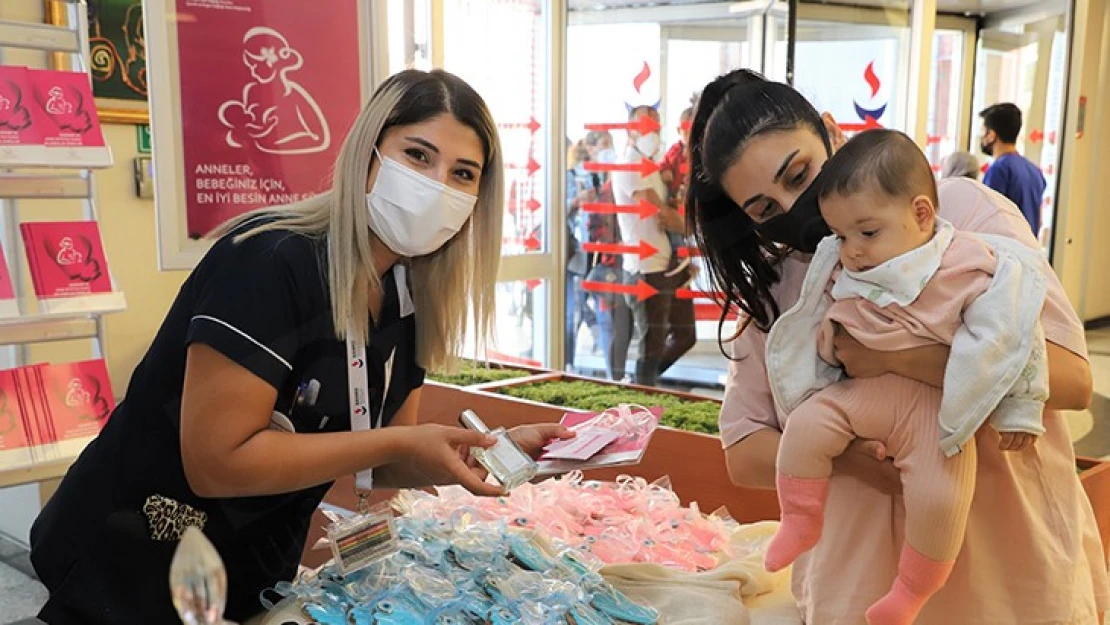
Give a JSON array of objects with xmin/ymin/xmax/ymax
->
[
  {"xmin": 753, "ymin": 176, "xmax": 831, "ymax": 253},
  {"xmin": 980, "ymin": 140, "xmax": 995, "ymax": 157}
]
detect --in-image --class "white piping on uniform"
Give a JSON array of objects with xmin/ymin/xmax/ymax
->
[{"xmin": 191, "ymin": 315, "xmax": 293, "ymax": 371}]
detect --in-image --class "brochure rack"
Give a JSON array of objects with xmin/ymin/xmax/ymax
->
[{"xmin": 0, "ymin": 1, "xmax": 125, "ymax": 492}]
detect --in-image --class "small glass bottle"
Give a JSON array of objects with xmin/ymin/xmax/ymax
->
[{"xmin": 459, "ymin": 409, "xmax": 538, "ymax": 491}]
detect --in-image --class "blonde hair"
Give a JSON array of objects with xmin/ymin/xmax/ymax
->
[{"xmin": 212, "ymin": 70, "xmax": 504, "ymax": 373}]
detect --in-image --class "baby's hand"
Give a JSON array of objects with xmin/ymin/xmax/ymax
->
[{"xmin": 999, "ymin": 432, "xmax": 1037, "ymax": 452}]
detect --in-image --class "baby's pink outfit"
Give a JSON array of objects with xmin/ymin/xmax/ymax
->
[{"xmin": 766, "ymin": 223, "xmax": 1049, "ymax": 625}]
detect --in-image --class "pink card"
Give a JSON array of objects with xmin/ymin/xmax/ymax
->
[
  {"xmin": 0, "ymin": 243, "xmax": 14, "ymax": 300},
  {"xmin": 20, "ymin": 221, "xmax": 113, "ymax": 298},
  {"xmin": 0, "ymin": 368, "xmax": 32, "ymax": 452},
  {"xmin": 542, "ymin": 427, "xmax": 621, "ymax": 461},
  {"xmin": 27, "ymin": 69, "xmax": 105, "ymax": 148},
  {"xmin": 37, "ymin": 359, "xmax": 114, "ymax": 442},
  {"xmin": 0, "ymin": 66, "xmax": 43, "ymax": 147},
  {"xmin": 536, "ymin": 406, "xmax": 662, "ymax": 476}
]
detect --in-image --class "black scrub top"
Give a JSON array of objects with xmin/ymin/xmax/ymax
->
[{"xmin": 29, "ymin": 222, "xmax": 425, "ymax": 624}]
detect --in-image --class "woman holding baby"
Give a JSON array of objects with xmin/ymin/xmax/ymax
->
[{"xmin": 686, "ymin": 69, "xmax": 1107, "ymax": 624}]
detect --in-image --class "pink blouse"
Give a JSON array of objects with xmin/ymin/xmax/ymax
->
[{"xmin": 719, "ymin": 177, "xmax": 1108, "ymax": 624}]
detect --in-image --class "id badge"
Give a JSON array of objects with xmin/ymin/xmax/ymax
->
[{"xmin": 326, "ymin": 501, "xmax": 398, "ymax": 575}]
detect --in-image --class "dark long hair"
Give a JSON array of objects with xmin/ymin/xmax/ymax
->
[{"xmin": 686, "ymin": 72, "xmax": 832, "ymax": 344}]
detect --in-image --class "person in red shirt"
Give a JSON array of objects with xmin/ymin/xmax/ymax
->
[{"xmin": 661, "ymin": 106, "xmax": 694, "ymax": 204}]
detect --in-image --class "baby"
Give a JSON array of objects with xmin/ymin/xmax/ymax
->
[{"xmin": 763, "ymin": 130, "xmax": 1049, "ymax": 625}]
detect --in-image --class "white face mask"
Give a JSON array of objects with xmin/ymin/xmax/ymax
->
[
  {"xmin": 596, "ymin": 147, "xmax": 618, "ymax": 163},
  {"xmin": 366, "ymin": 151, "xmax": 478, "ymax": 257},
  {"xmin": 635, "ymin": 132, "xmax": 660, "ymax": 157}
]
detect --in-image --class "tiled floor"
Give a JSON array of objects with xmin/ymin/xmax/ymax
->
[
  {"xmin": 0, "ymin": 534, "xmax": 44, "ymax": 623},
  {"xmin": 1065, "ymin": 328, "xmax": 1110, "ymax": 459},
  {"xmin": 2, "ymin": 330, "xmax": 1109, "ymax": 622}
]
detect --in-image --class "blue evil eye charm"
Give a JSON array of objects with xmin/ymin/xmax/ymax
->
[
  {"xmin": 372, "ymin": 595, "xmax": 425, "ymax": 625},
  {"xmin": 302, "ymin": 601, "xmax": 348, "ymax": 625},
  {"xmin": 489, "ymin": 606, "xmax": 521, "ymax": 625}
]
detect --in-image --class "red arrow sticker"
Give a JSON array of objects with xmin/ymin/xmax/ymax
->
[
  {"xmin": 506, "ymin": 158, "xmax": 542, "ymax": 176},
  {"xmin": 1029, "ymin": 129, "xmax": 1044, "ymax": 143},
  {"xmin": 676, "ymin": 246, "xmax": 702, "ymax": 258},
  {"xmin": 583, "ymin": 240, "xmax": 659, "ymax": 260},
  {"xmin": 838, "ymin": 117, "xmax": 882, "ymax": 132},
  {"xmin": 584, "ymin": 158, "xmax": 660, "ymax": 178},
  {"xmin": 585, "ymin": 114, "xmax": 661, "ymax": 136},
  {"xmin": 581, "ymin": 199, "xmax": 658, "ymax": 220},
  {"xmin": 582, "ymin": 279, "xmax": 659, "ymax": 302},
  {"xmin": 498, "ymin": 117, "xmax": 542, "ymax": 133},
  {"xmin": 526, "ymin": 198, "xmax": 541, "ymax": 212}
]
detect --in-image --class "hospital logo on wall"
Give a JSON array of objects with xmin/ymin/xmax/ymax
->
[
  {"xmin": 853, "ymin": 61, "xmax": 887, "ymax": 126},
  {"xmin": 623, "ymin": 61, "xmax": 660, "ymax": 114}
]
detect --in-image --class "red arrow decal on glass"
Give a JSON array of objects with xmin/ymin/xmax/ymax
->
[
  {"xmin": 582, "ymin": 279, "xmax": 658, "ymax": 302},
  {"xmin": 506, "ymin": 158, "xmax": 542, "ymax": 176},
  {"xmin": 498, "ymin": 117, "xmax": 541, "ymax": 133},
  {"xmin": 582, "ymin": 199, "xmax": 658, "ymax": 220},
  {"xmin": 1029, "ymin": 129, "xmax": 1044, "ymax": 143},
  {"xmin": 583, "ymin": 240, "xmax": 659, "ymax": 260},
  {"xmin": 585, "ymin": 114, "xmax": 661, "ymax": 136},
  {"xmin": 526, "ymin": 198, "xmax": 541, "ymax": 212},
  {"xmin": 584, "ymin": 158, "xmax": 660, "ymax": 177},
  {"xmin": 676, "ymin": 246, "xmax": 702, "ymax": 258},
  {"xmin": 838, "ymin": 116, "xmax": 882, "ymax": 132}
]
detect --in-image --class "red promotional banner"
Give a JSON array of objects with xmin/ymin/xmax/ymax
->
[{"xmin": 175, "ymin": 0, "xmax": 362, "ymax": 239}]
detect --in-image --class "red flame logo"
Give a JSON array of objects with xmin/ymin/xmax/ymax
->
[
  {"xmin": 633, "ymin": 61, "xmax": 651, "ymax": 94},
  {"xmin": 864, "ymin": 62, "xmax": 881, "ymax": 98}
]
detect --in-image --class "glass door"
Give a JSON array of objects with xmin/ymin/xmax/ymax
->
[
  {"xmin": 563, "ymin": 1, "xmax": 767, "ymax": 387},
  {"xmin": 972, "ymin": 13, "xmax": 1069, "ymax": 253}
]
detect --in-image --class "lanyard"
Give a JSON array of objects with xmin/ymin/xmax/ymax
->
[
  {"xmin": 346, "ymin": 323, "xmax": 395, "ymax": 495},
  {"xmin": 347, "ymin": 264, "xmax": 407, "ymax": 502}
]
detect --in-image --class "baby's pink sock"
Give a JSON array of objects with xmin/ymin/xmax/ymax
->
[
  {"xmin": 764, "ymin": 475, "xmax": 829, "ymax": 572},
  {"xmin": 865, "ymin": 545, "xmax": 954, "ymax": 625}
]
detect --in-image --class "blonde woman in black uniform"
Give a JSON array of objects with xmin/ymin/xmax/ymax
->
[{"xmin": 29, "ymin": 69, "xmax": 571, "ymax": 624}]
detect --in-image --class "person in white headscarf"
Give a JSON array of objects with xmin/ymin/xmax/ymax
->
[{"xmin": 940, "ymin": 151, "xmax": 980, "ymax": 180}]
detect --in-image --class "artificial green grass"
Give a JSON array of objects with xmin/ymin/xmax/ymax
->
[
  {"xmin": 427, "ymin": 362, "xmax": 532, "ymax": 387},
  {"xmin": 497, "ymin": 379, "xmax": 720, "ymax": 435}
]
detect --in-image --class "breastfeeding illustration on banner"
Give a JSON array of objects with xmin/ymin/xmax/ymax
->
[{"xmin": 175, "ymin": 0, "xmax": 362, "ymax": 239}]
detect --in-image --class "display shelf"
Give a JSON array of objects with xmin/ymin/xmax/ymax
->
[
  {"xmin": 0, "ymin": 455, "xmax": 75, "ymax": 489},
  {"xmin": 36, "ymin": 291, "xmax": 126, "ymax": 316},
  {"xmin": 0, "ymin": 173, "xmax": 92, "ymax": 199},
  {"xmin": 0, "ymin": 311, "xmax": 100, "ymax": 345},
  {"xmin": 0, "ymin": 20, "xmax": 78, "ymax": 53},
  {"xmin": 0, "ymin": 144, "xmax": 114, "ymax": 170}
]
